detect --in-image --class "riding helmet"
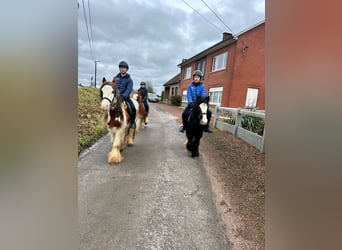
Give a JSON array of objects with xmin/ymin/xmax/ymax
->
[
  {"xmin": 140, "ymin": 81, "xmax": 146, "ymax": 86},
  {"xmin": 193, "ymin": 70, "xmax": 203, "ymax": 79},
  {"xmin": 118, "ymin": 61, "xmax": 129, "ymax": 69}
]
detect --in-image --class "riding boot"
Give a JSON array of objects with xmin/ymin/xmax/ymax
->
[
  {"xmin": 204, "ymin": 124, "xmax": 213, "ymax": 133},
  {"xmin": 180, "ymin": 120, "xmax": 188, "ymax": 133},
  {"xmin": 180, "ymin": 110, "xmax": 189, "ymax": 133},
  {"xmin": 129, "ymin": 116, "xmax": 136, "ymax": 129},
  {"xmin": 145, "ymin": 113, "xmax": 149, "ymax": 124}
]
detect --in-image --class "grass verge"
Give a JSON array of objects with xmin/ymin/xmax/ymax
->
[{"xmin": 78, "ymin": 86, "xmax": 107, "ymax": 154}]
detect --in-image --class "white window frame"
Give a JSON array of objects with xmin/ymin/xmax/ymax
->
[
  {"xmin": 209, "ymin": 87, "xmax": 223, "ymax": 105},
  {"xmin": 195, "ymin": 58, "xmax": 206, "ymax": 78},
  {"xmin": 184, "ymin": 66, "xmax": 192, "ymax": 79},
  {"xmin": 212, "ymin": 52, "xmax": 228, "ymax": 72},
  {"xmin": 182, "ymin": 90, "xmax": 188, "ymax": 103},
  {"xmin": 245, "ymin": 88, "xmax": 259, "ymax": 108}
]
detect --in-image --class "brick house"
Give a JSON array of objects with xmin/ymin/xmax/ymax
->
[
  {"xmin": 163, "ymin": 73, "xmax": 181, "ymax": 103},
  {"xmin": 177, "ymin": 21, "xmax": 265, "ymax": 110}
]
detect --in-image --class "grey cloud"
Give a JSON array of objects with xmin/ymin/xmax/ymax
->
[{"xmin": 78, "ymin": 0, "xmax": 265, "ymax": 93}]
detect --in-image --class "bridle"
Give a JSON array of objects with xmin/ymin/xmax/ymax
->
[
  {"xmin": 198, "ymin": 102, "xmax": 207, "ymax": 120},
  {"xmin": 194, "ymin": 96, "xmax": 208, "ymax": 120},
  {"xmin": 100, "ymin": 82, "xmax": 118, "ymax": 109}
]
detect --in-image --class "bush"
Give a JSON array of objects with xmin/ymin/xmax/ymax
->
[
  {"xmin": 241, "ymin": 115, "xmax": 264, "ymax": 135},
  {"xmin": 170, "ymin": 95, "xmax": 181, "ymax": 106},
  {"xmin": 226, "ymin": 114, "xmax": 264, "ymax": 135}
]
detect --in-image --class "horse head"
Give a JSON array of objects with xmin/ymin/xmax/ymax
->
[
  {"xmin": 194, "ymin": 95, "xmax": 209, "ymax": 126},
  {"xmin": 100, "ymin": 77, "xmax": 121, "ymax": 111}
]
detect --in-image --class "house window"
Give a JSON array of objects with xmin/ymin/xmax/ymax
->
[
  {"xmin": 209, "ymin": 87, "xmax": 223, "ymax": 105},
  {"xmin": 212, "ymin": 52, "xmax": 228, "ymax": 72},
  {"xmin": 182, "ymin": 90, "xmax": 188, "ymax": 103},
  {"xmin": 245, "ymin": 88, "xmax": 259, "ymax": 108},
  {"xmin": 175, "ymin": 87, "xmax": 178, "ymax": 95},
  {"xmin": 195, "ymin": 58, "xmax": 206, "ymax": 78},
  {"xmin": 184, "ymin": 66, "xmax": 192, "ymax": 79},
  {"xmin": 171, "ymin": 88, "xmax": 174, "ymax": 96}
]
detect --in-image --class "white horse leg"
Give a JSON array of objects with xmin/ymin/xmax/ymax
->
[
  {"xmin": 109, "ymin": 131, "xmax": 114, "ymax": 143},
  {"xmin": 119, "ymin": 127, "xmax": 128, "ymax": 150},
  {"xmin": 108, "ymin": 130, "xmax": 123, "ymax": 164},
  {"xmin": 127, "ymin": 127, "xmax": 135, "ymax": 146},
  {"xmin": 135, "ymin": 117, "xmax": 141, "ymax": 133}
]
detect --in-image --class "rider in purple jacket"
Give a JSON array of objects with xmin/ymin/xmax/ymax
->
[{"xmin": 180, "ymin": 70, "xmax": 212, "ymax": 133}]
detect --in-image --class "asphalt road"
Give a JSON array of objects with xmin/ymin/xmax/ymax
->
[{"xmin": 78, "ymin": 105, "xmax": 231, "ymax": 250}]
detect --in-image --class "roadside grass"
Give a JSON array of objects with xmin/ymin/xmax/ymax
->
[{"xmin": 78, "ymin": 86, "xmax": 107, "ymax": 154}]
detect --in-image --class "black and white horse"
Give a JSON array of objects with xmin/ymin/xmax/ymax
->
[{"xmin": 184, "ymin": 96, "xmax": 210, "ymax": 157}]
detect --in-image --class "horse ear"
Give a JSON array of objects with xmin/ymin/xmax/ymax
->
[
  {"xmin": 112, "ymin": 77, "xmax": 119, "ymax": 84},
  {"xmin": 102, "ymin": 77, "xmax": 106, "ymax": 83}
]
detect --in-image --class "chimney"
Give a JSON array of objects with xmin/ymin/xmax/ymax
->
[{"xmin": 222, "ymin": 32, "xmax": 232, "ymax": 41}]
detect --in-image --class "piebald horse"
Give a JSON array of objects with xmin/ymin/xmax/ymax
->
[
  {"xmin": 100, "ymin": 77, "xmax": 137, "ymax": 164},
  {"xmin": 184, "ymin": 96, "xmax": 210, "ymax": 157}
]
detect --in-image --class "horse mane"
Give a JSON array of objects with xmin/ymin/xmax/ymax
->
[{"xmin": 194, "ymin": 95, "xmax": 209, "ymax": 105}]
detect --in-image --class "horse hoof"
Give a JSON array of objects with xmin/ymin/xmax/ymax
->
[
  {"xmin": 108, "ymin": 156, "xmax": 122, "ymax": 164},
  {"xmin": 192, "ymin": 151, "xmax": 199, "ymax": 157}
]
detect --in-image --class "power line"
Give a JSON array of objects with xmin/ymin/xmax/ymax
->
[
  {"xmin": 87, "ymin": 0, "xmax": 96, "ymax": 59},
  {"xmin": 200, "ymin": 0, "xmax": 235, "ymax": 35},
  {"xmin": 181, "ymin": 0, "xmax": 224, "ymax": 33},
  {"xmin": 81, "ymin": 0, "xmax": 94, "ymax": 60}
]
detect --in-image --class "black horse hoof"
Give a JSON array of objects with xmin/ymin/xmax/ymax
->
[{"xmin": 192, "ymin": 150, "xmax": 199, "ymax": 157}]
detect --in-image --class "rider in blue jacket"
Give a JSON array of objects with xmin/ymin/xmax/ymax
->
[
  {"xmin": 180, "ymin": 70, "xmax": 212, "ymax": 133},
  {"xmin": 114, "ymin": 61, "xmax": 136, "ymax": 128}
]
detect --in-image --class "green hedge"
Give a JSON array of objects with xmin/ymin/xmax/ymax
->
[{"xmin": 170, "ymin": 95, "xmax": 181, "ymax": 106}]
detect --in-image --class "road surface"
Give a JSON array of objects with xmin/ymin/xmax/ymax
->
[{"xmin": 78, "ymin": 105, "xmax": 231, "ymax": 250}]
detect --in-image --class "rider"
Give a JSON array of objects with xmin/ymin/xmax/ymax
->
[
  {"xmin": 138, "ymin": 81, "xmax": 149, "ymax": 124},
  {"xmin": 180, "ymin": 70, "xmax": 213, "ymax": 133},
  {"xmin": 114, "ymin": 60, "xmax": 136, "ymax": 128}
]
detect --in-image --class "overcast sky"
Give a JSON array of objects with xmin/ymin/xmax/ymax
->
[{"xmin": 78, "ymin": 0, "xmax": 264, "ymax": 94}]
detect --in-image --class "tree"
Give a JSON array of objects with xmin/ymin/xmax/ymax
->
[{"xmin": 145, "ymin": 81, "xmax": 155, "ymax": 93}]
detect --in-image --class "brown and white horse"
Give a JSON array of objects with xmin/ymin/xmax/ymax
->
[
  {"xmin": 132, "ymin": 92, "xmax": 148, "ymax": 132},
  {"xmin": 100, "ymin": 77, "xmax": 136, "ymax": 164}
]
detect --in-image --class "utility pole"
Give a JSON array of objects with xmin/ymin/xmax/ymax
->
[{"xmin": 94, "ymin": 60, "xmax": 99, "ymax": 88}]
